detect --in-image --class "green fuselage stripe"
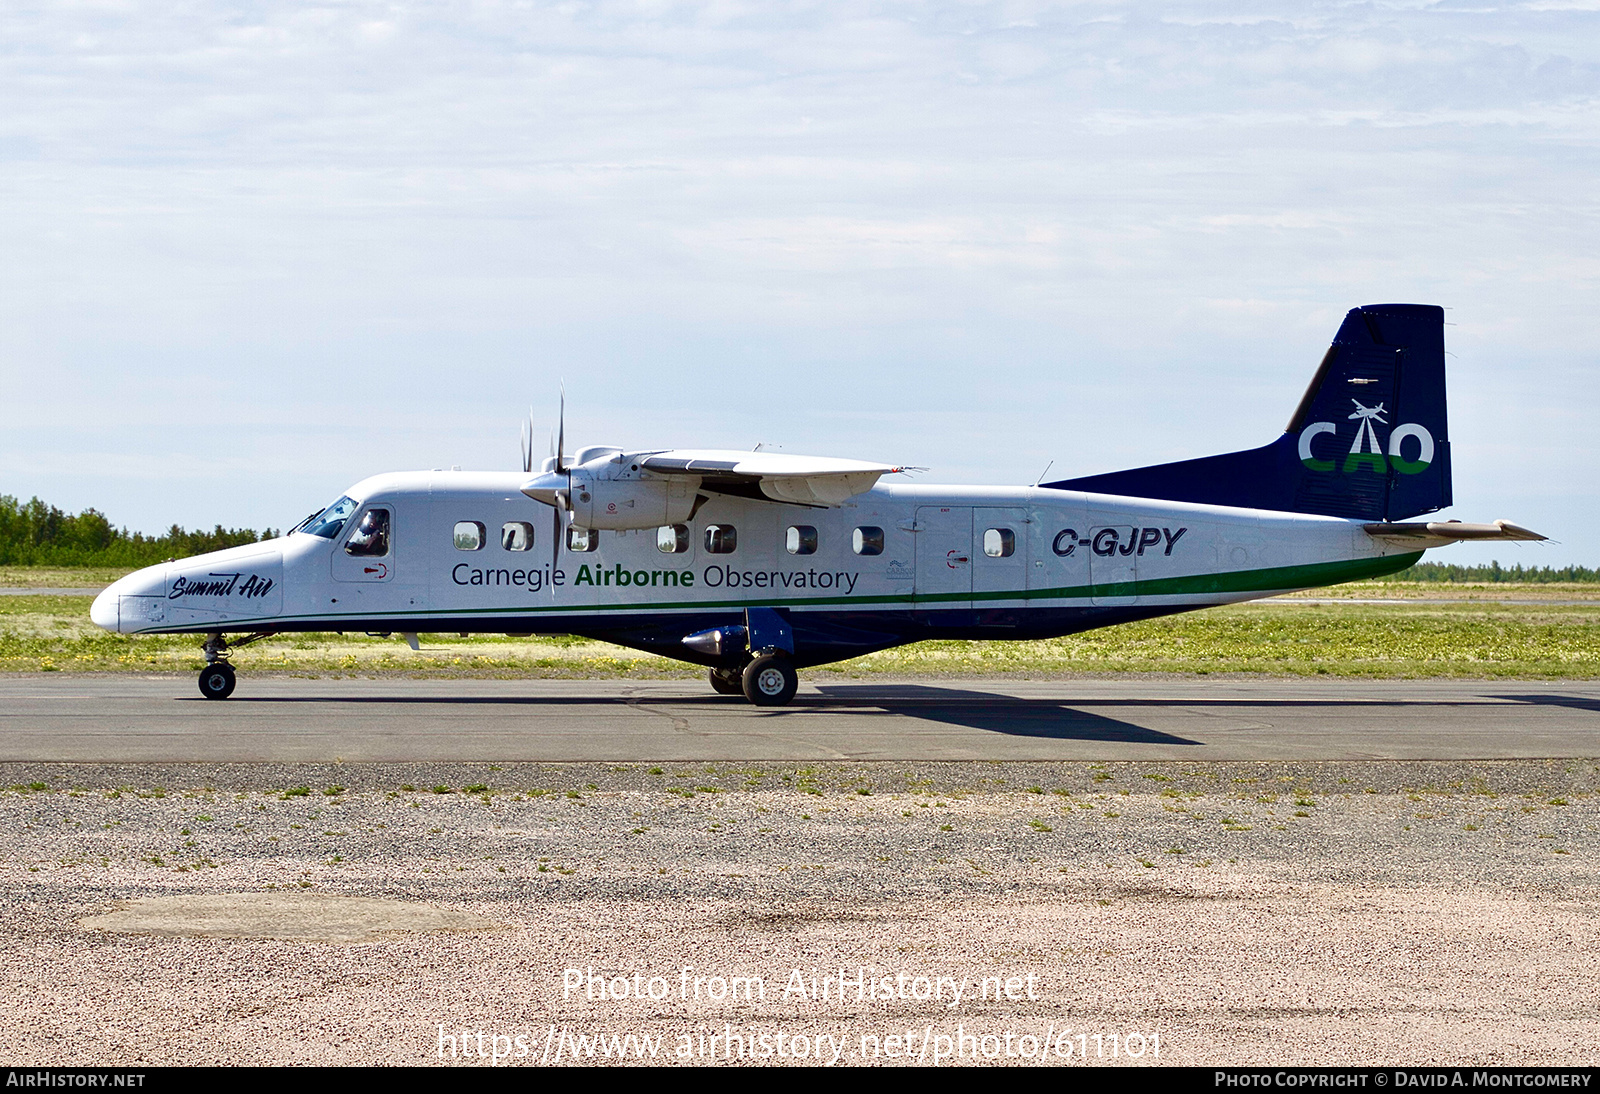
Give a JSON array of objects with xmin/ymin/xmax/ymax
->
[{"xmin": 138, "ymin": 551, "xmax": 1423, "ymax": 633}]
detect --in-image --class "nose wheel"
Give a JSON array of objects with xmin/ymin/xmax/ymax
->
[
  {"xmin": 194, "ymin": 631, "xmax": 274, "ymax": 700},
  {"xmin": 198, "ymin": 662, "xmax": 237, "ymax": 700}
]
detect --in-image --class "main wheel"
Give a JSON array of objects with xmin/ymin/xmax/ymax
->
[
  {"xmin": 198, "ymin": 662, "xmax": 237, "ymax": 700},
  {"xmin": 708, "ymin": 668, "xmax": 743, "ymax": 696},
  {"xmin": 741, "ymin": 653, "xmax": 798, "ymax": 707}
]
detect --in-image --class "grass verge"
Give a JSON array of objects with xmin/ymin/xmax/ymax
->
[{"xmin": 4, "ymin": 590, "xmax": 1597, "ymax": 679}]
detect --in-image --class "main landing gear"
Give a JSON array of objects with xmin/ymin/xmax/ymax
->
[
  {"xmin": 691, "ymin": 607, "xmax": 801, "ymax": 706},
  {"xmin": 708, "ymin": 667, "xmax": 743, "ymax": 695},
  {"xmin": 742, "ymin": 652, "xmax": 798, "ymax": 707},
  {"xmin": 707, "ymin": 654, "xmax": 800, "ymax": 706},
  {"xmin": 196, "ymin": 631, "xmax": 275, "ymax": 700}
]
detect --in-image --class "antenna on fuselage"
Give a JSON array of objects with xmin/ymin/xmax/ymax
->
[{"xmin": 1033, "ymin": 459, "xmax": 1054, "ymax": 487}]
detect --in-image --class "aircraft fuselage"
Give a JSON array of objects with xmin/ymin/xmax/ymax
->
[{"xmin": 92, "ymin": 470, "xmax": 1421, "ymax": 670}]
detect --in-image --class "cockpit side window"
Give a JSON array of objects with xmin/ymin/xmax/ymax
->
[
  {"xmin": 344, "ymin": 508, "xmax": 391, "ymax": 557},
  {"xmin": 299, "ymin": 496, "xmax": 359, "ymax": 540}
]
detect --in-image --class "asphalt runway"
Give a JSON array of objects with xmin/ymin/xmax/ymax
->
[{"xmin": 2, "ymin": 674, "xmax": 1598, "ymax": 762}]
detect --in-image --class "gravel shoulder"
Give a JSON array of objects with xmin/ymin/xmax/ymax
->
[{"xmin": 1, "ymin": 760, "xmax": 1597, "ymax": 1066}]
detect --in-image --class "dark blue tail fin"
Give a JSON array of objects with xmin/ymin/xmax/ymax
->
[{"xmin": 1042, "ymin": 303, "xmax": 1452, "ymax": 521}]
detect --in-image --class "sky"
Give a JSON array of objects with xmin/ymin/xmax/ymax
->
[{"xmin": 2, "ymin": 0, "xmax": 1595, "ymax": 567}]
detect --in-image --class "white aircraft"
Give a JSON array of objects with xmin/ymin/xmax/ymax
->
[{"xmin": 91, "ymin": 304, "xmax": 1544, "ymax": 705}]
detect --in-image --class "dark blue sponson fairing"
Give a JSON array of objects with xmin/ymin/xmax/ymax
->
[{"xmin": 581, "ymin": 605, "xmax": 1190, "ymax": 669}]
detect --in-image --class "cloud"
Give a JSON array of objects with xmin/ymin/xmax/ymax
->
[{"xmin": 0, "ymin": 0, "xmax": 1592, "ymax": 560}]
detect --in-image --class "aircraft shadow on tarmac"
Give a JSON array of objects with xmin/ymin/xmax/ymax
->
[
  {"xmin": 808, "ymin": 685, "xmax": 1201, "ymax": 743},
  {"xmin": 1491, "ymin": 694, "xmax": 1600, "ymax": 714}
]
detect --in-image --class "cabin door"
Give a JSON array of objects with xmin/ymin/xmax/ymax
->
[
  {"xmin": 914, "ymin": 505, "xmax": 972, "ymax": 608},
  {"xmin": 971, "ymin": 508, "xmax": 1029, "ymax": 605}
]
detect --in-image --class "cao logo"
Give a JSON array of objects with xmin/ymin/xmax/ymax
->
[{"xmin": 1298, "ymin": 399, "xmax": 1434, "ymax": 475}]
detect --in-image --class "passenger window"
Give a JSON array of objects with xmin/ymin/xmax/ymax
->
[
  {"xmin": 983, "ymin": 528, "xmax": 1016, "ymax": 558},
  {"xmin": 657, "ymin": 524, "xmax": 690, "ymax": 554},
  {"xmin": 786, "ymin": 526, "xmax": 818, "ymax": 555},
  {"xmin": 501, "ymin": 522, "xmax": 535, "ymax": 552},
  {"xmin": 345, "ymin": 509, "xmax": 390, "ymax": 557},
  {"xmin": 566, "ymin": 525, "xmax": 599, "ymax": 552},
  {"xmin": 453, "ymin": 521, "xmax": 485, "ymax": 551},
  {"xmin": 852, "ymin": 526, "xmax": 884, "ymax": 556},
  {"xmin": 704, "ymin": 524, "xmax": 737, "ymax": 554}
]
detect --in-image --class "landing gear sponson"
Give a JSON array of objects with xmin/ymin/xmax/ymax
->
[
  {"xmin": 196, "ymin": 631, "xmax": 275, "ymax": 700},
  {"xmin": 685, "ymin": 607, "xmax": 799, "ymax": 706}
]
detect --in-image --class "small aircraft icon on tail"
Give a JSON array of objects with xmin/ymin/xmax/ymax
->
[{"xmin": 92, "ymin": 304, "xmax": 1545, "ymax": 704}]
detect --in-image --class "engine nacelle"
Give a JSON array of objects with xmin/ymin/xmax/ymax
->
[{"xmin": 568, "ymin": 474, "xmax": 698, "ymax": 530}]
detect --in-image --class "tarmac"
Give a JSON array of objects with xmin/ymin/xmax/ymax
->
[{"xmin": 1, "ymin": 674, "xmax": 1597, "ymax": 762}]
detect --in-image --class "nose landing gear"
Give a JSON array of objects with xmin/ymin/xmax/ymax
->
[{"xmin": 195, "ymin": 631, "xmax": 275, "ymax": 700}]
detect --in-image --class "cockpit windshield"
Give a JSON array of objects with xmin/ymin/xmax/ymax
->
[{"xmin": 296, "ymin": 496, "xmax": 359, "ymax": 540}]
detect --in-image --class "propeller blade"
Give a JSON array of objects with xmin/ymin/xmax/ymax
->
[
  {"xmin": 548, "ymin": 385, "xmax": 568, "ymax": 585},
  {"xmin": 551, "ymin": 505, "xmax": 561, "ymax": 585},
  {"xmin": 555, "ymin": 384, "xmax": 566, "ymax": 472}
]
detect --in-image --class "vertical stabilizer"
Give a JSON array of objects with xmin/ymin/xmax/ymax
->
[{"xmin": 1043, "ymin": 304, "xmax": 1452, "ymax": 521}]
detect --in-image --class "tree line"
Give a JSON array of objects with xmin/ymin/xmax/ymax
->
[
  {"xmin": 1369, "ymin": 560, "xmax": 1596, "ymax": 584},
  {"xmin": 0, "ymin": 495, "xmax": 276, "ymax": 567}
]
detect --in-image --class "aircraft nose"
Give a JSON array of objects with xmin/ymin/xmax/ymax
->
[{"xmin": 90, "ymin": 586, "xmax": 120, "ymax": 632}]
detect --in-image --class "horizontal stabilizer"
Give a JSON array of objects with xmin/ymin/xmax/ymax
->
[{"xmin": 1363, "ymin": 519, "xmax": 1546, "ymax": 548}]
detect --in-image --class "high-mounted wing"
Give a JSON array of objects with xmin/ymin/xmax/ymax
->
[{"xmin": 638, "ymin": 450, "xmax": 909, "ymax": 507}]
